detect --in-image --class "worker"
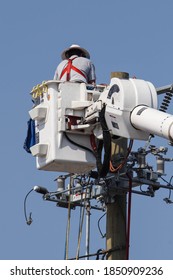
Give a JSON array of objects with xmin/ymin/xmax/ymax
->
[{"xmin": 53, "ymin": 44, "xmax": 96, "ymax": 85}]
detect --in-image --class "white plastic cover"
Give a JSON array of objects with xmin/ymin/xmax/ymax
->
[{"xmin": 29, "ymin": 81, "xmax": 96, "ymax": 173}]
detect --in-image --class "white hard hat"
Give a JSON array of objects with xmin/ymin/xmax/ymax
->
[{"xmin": 61, "ymin": 44, "xmax": 90, "ymax": 59}]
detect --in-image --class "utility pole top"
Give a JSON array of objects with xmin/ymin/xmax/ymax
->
[{"xmin": 111, "ymin": 72, "xmax": 129, "ymax": 79}]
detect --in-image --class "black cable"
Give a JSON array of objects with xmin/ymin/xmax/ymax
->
[
  {"xmin": 64, "ymin": 132, "xmax": 95, "ymax": 157},
  {"xmin": 98, "ymin": 212, "xmax": 106, "ymax": 238},
  {"xmin": 65, "ymin": 106, "xmax": 111, "ymax": 179},
  {"xmin": 160, "ymin": 176, "xmax": 171, "ymax": 185},
  {"xmin": 69, "ymin": 245, "xmax": 126, "ymax": 260},
  {"xmin": 24, "ymin": 189, "xmax": 33, "ymax": 225},
  {"xmin": 97, "ymin": 106, "xmax": 111, "ymax": 178},
  {"xmin": 169, "ymin": 176, "xmax": 173, "ymax": 199},
  {"xmin": 110, "ymin": 139, "xmax": 134, "ymax": 173},
  {"xmin": 76, "ymin": 192, "xmax": 87, "ymax": 259},
  {"xmin": 96, "ymin": 249, "xmax": 106, "ymax": 260},
  {"xmin": 90, "ymin": 106, "xmax": 111, "ymax": 179}
]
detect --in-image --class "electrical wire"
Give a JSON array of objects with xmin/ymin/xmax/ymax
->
[
  {"xmin": 98, "ymin": 212, "xmax": 106, "ymax": 238},
  {"xmin": 64, "ymin": 182, "xmax": 72, "ymax": 260},
  {"xmin": 161, "ymin": 176, "xmax": 173, "ymax": 202},
  {"xmin": 126, "ymin": 173, "xmax": 133, "ymax": 260},
  {"xmin": 97, "ymin": 106, "xmax": 112, "ymax": 178},
  {"xmin": 96, "ymin": 249, "xmax": 106, "ymax": 260},
  {"xmin": 69, "ymin": 245, "xmax": 126, "ymax": 260},
  {"xmin": 77, "ymin": 203, "xmax": 83, "ymax": 245},
  {"xmin": 168, "ymin": 176, "xmax": 173, "ymax": 199},
  {"xmin": 110, "ymin": 139, "xmax": 134, "ymax": 173},
  {"xmin": 64, "ymin": 132, "xmax": 95, "ymax": 157},
  {"xmin": 75, "ymin": 193, "xmax": 86, "ymax": 259},
  {"xmin": 66, "ymin": 106, "xmax": 111, "ymax": 179},
  {"xmin": 90, "ymin": 106, "xmax": 112, "ymax": 178}
]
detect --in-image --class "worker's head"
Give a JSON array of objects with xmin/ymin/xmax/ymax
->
[{"xmin": 61, "ymin": 44, "xmax": 90, "ymax": 60}]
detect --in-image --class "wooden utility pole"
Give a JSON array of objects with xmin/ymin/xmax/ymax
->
[{"xmin": 106, "ymin": 72, "xmax": 129, "ymax": 260}]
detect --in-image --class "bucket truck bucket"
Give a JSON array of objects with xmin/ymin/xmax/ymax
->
[{"xmin": 29, "ymin": 81, "xmax": 96, "ymax": 174}]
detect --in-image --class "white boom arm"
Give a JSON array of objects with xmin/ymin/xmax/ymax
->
[
  {"xmin": 28, "ymin": 78, "xmax": 173, "ymax": 174},
  {"xmin": 131, "ymin": 105, "xmax": 173, "ymax": 142}
]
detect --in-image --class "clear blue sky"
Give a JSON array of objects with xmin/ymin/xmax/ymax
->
[{"xmin": 1, "ymin": 0, "xmax": 173, "ymax": 260}]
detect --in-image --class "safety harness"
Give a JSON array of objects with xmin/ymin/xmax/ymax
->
[{"xmin": 60, "ymin": 57, "xmax": 87, "ymax": 81}]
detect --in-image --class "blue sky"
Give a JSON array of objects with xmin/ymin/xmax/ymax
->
[{"xmin": 1, "ymin": 0, "xmax": 173, "ymax": 260}]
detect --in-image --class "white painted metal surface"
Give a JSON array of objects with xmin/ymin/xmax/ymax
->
[{"xmin": 29, "ymin": 81, "xmax": 97, "ymax": 173}]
